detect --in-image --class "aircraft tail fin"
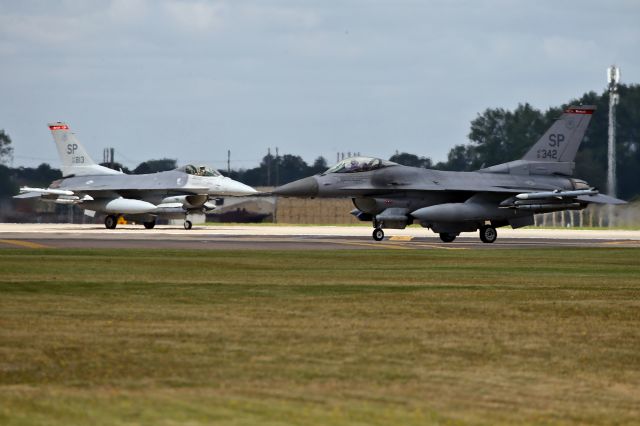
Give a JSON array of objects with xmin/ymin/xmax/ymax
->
[
  {"xmin": 522, "ymin": 105, "xmax": 595, "ymax": 163},
  {"xmin": 480, "ymin": 105, "xmax": 595, "ymax": 176},
  {"xmin": 49, "ymin": 122, "xmax": 121, "ymax": 177}
]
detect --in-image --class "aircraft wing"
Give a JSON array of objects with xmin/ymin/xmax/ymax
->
[
  {"xmin": 14, "ymin": 187, "xmax": 91, "ymax": 205},
  {"xmin": 338, "ymin": 184, "xmax": 545, "ymax": 194},
  {"xmin": 60, "ymin": 184, "xmax": 212, "ymax": 193},
  {"xmin": 15, "ymin": 186, "xmax": 220, "ymax": 214}
]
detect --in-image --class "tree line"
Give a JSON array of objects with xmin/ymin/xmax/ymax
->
[{"xmin": 1, "ymin": 84, "xmax": 639, "ymax": 200}]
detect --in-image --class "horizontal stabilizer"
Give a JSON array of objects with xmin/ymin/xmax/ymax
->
[
  {"xmin": 576, "ymin": 193, "xmax": 627, "ymax": 205},
  {"xmin": 13, "ymin": 191, "xmax": 43, "ymax": 199}
]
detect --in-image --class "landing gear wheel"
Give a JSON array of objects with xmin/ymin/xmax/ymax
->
[
  {"xmin": 372, "ymin": 228, "xmax": 384, "ymax": 241},
  {"xmin": 439, "ymin": 233, "xmax": 457, "ymax": 243},
  {"xmin": 105, "ymin": 215, "xmax": 118, "ymax": 230},
  {"xmin": 479, "ymin": 225, "xmax": 497, "ymax": 243},
  {"xmin": 184, "ymin": 220, "xmax": 193, "ymax": 230},
  {"xmin": 143, "ymin": 220, "xmax": 156, "ymax": 229}
]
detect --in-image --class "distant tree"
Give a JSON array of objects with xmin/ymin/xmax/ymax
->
[
  {"xmin": 441, "ymin": 145, "xmax": 478, "ymax": 171},
  {"xmin": 615, "ymin": 84, "xmax": 640, "ymax": 200},
  {"xmin": 240, "ymin": 166, "xmax": 265, "ymax": 187},
  {"xmin": 467, "ymin": 103, "xmax": 550, "ymax": 169},
  {"xmin": 13, "ymin": 163, "xmax": 62, "ymax": 188},
  {"xmin": 566, "ymin": 90, "xmax": 608, "ymax": 193},
  {"xmin": 0, "ymin": 130, "xmax": 14, "ymax": 165},
  {"xmin": 222, "ymin": 153, "xmax": 321, "ymax": 187},
  {"xmin": 562, "ymin": 87, "xmax": 640, "ymax": 200},
  {"xmin": 0, "ymin": 165, "xmax": 18, "ymax": 196},
  {"xmin": 277, "ymin": 154, "xmax": 310, "ymax": 184},
  {"xmin": 389, "ymin": 152, "xmax": 433, "ymax": 168},
  {"xmin": 133, "ymin": 158, "xmax": 177, "ymax": 174},
  {"xmin": 309, "ymin": 156, "xmax": 328, "ymax": 175},
  {"xmin": 438, "ymin": 85, "xmax": 640, "ymax": 200}
]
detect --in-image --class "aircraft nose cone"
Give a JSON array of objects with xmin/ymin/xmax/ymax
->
[
  {"xmin": 213, "ymin": 179, "xmax": 258, "ymax": 196},
  {"xmin": 232, "ymin": 181, "xmax": 258, "ymax": 195},
  {"xmin": 273, "ymin": 176, "xmax": 319, "ymax": 197}
]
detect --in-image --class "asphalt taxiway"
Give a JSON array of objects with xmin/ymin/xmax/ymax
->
[{"xmin": 1, "ymin": 223, "xmax": 639, "ymax": 250}]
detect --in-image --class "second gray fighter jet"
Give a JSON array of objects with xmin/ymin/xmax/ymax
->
[{"xmin": 273, "ymin": 106, "xmax": 625, "ymax": 243}]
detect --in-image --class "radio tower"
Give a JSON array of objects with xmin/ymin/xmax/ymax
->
[{"xmin": 607, "ymin": 65, "xmax": 620, "ymax": 227}]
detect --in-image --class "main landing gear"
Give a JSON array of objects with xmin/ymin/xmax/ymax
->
[
  {"xmin": 105, "ymin": 215, "xmax": 118, "ymax": 229},
  {"xmin": 369, "ymin": 222, "xmax": 498, "ymax": 243},
  {"xmin": 439, "ymin": 233, "xmax": 457, "ymax": 243},
  {"xmin": 103, "ymin": 215, "xmax": 193, "ymax": 230},
  {"xmin": 479, "ymin": 225, "xmax": 497, "ymax": 243}
]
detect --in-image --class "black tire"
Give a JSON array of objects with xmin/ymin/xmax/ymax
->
[
  {"xmin": 372, "ymin": 228, "xmax": 384, "ymax": 241},
  {"xmin": 439, "ymin": 232, "xmax": 457, "ymax": 243},
  {"xmin": 143, "ymin": 221, "xmax": 156, "ymax": 229},
  {"xmin": 184, "ymin": 220, "xmax": 193, "ymax": 230},
  {"xmin": 105, "ymin": 215, "xmax": 118, "ymax": 229},
  {"xmin": 479, "ymin": 225, "xmax": 497, "ymax": 243}
]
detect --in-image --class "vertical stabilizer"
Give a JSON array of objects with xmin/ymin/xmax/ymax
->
[
  {"xmin": 522, "ymin": 106, "xmax": 595, "ymax": 163},
  {"xmin": 49, "ymin": 122, "xmax": 121, "ymax": 177},
  {"xmin": 480, "ymin": 105, "xmax": 596, "ymax": 176}
]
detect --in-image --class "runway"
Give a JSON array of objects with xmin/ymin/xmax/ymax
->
[{"xmin": 1, "ymin": 223, "xmax": 639, "ymax": 250}]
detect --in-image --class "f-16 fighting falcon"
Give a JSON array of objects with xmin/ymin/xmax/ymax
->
[
  {"xmin": 15, "ymin": 122, "xmax": 257, "ymax": 229},
  {"xmin": 273, "ymin": 105, "xmax": 626, "ymax": 243}
]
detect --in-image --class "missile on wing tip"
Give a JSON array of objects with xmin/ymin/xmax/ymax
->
[
  {"xmin": 20, "ymin": 187, "xmax": 74, "ymax": 196},
  {"xmin": 515, "ymin": 189, "xmax": 598, "ymax": 200}
]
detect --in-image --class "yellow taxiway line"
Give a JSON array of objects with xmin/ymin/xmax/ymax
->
[
  {"xmin": 0, "ymin": 239, "xmax": 48, "ymax": 249},
  {"xmin": 389, "ymin": 235, "xmax": 414, "ymax": 241}
]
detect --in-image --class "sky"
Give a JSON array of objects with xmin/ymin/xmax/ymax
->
[{"xmin": 1, "ymin": 0, "xmax": 639, "ymax": 171}]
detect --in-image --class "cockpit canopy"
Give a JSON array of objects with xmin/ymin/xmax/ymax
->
[
  {"xmin": 180, "ymin": 164, "xmax": 222, "ymax": 177},
  {"xmin": 323, "ymin": 157, "xmax": 397, "ymax": 174}
]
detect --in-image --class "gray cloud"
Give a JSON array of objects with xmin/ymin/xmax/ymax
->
[{"xmin": 1, "ymin": 0, "xmax": 638, "ymax": 170}]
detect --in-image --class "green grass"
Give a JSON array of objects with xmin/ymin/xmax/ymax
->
[{"xmin": 1, "ymin": 249, "xmax": 639, "ymax": 425}]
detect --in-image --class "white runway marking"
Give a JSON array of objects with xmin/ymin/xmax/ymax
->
[{"xmin": 1, "ymin": 223, "xmax": 639, "ymax": 240}]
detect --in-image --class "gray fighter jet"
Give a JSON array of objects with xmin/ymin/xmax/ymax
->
[
  {"xmin": 15, "ymin": 122, "xmax": 257, "ymax": 229},
  {"xmin": 273, "ymin": 106, "xmax": 626, "ymax": 242}
]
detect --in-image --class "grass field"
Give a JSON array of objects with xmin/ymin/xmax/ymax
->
[{"xmin": 1, "ymin": 248, "xmax": 639, "ymax": 425}]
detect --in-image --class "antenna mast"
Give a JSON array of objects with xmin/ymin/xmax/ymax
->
[{"xmin": 607, "ymin": 65, "xmax": 620, "ymax": 226}]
